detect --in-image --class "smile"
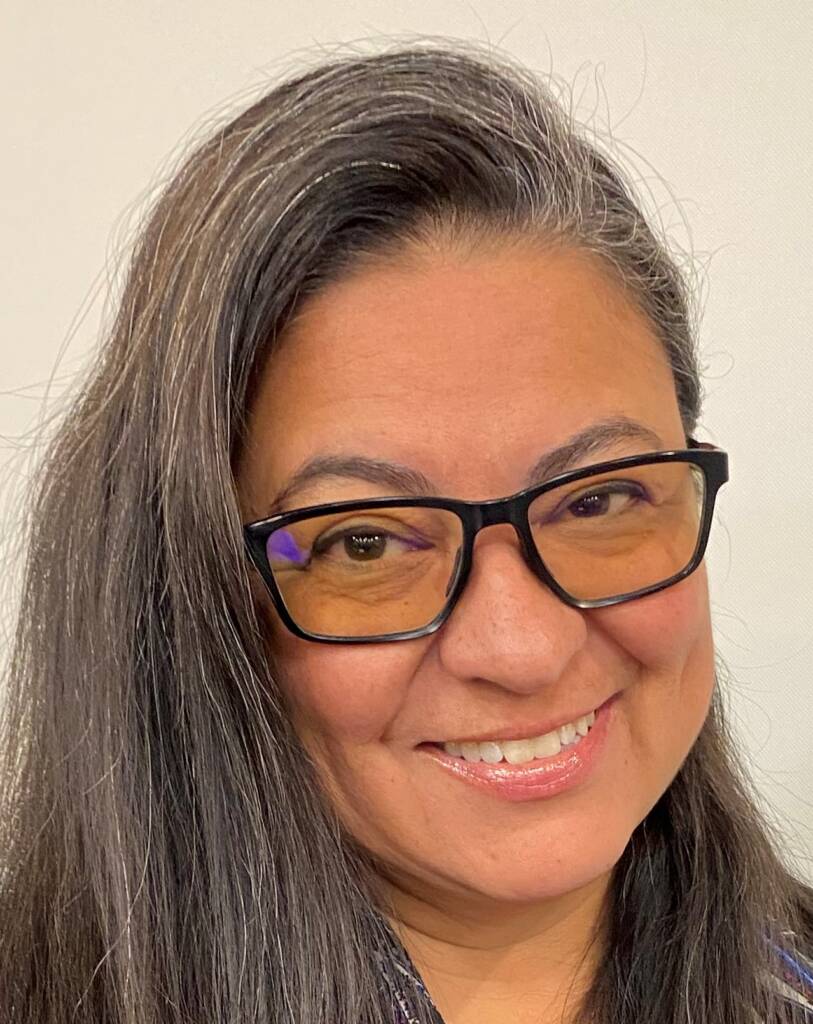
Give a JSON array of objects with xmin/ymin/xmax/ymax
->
[{"xmin": 437, "ymin": 710, "xmax": 597, "ymax": 766}]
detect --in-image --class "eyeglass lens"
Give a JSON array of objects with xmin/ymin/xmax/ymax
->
[{"xmin": 264, "ymin": 461, "xmax": 706, "ymax": 638}]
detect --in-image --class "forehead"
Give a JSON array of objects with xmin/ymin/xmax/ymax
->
[{"xmin": 239, "ymin": 242, "xmax": 684, "ymax": 507}]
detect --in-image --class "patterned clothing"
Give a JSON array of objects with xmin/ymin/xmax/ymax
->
[
  {"xmin": 375, "ymin": 931, "xmax": 443, "ymax": 1024},
  {"xmin": 768, "ymin": 939, "xmax": 813, "ymax": 1017},
  {"xmin": 378, "ymin": 929, "xmax": 813, "ymax": 1023}
]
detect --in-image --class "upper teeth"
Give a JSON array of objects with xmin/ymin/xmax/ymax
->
[{"xmin": 441, "ymin": 710, "xmax": 596, "ymax": 765}]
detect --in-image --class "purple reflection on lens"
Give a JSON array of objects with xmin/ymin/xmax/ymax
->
[{"xmin": 267, "ymin": 529, "xmax": 309, "ymax": 566}]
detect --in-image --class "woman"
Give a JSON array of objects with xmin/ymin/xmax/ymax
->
[{"xmin": 1, "ymin": 41, "xmax": 811, "ymax": 1024}]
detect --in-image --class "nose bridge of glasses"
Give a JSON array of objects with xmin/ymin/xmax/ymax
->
[
  {"xmin": 477, "ymin": 491, "xmax": 526, "ymax": 528},
  {"xmin": 467, "ymin": 494, "xmax": 536, "ymax": 561}
]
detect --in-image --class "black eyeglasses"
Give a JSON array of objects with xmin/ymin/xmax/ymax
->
[{"xmin": 243, "ymin": 438, "xmax": 729, "ymax": 644}]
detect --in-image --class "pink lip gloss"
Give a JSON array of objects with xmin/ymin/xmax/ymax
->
[{"xmin": 420, "ymin": 693, "xmax": 618, "ymax": 802}]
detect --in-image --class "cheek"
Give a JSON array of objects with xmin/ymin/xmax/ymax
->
[
  {"xmin": 271, "ymin": 634, "xmax": 422, "ymax": 748},
  {"xmin": 594, "ymin": 564, "xmax": 713, "ymax": 674},
  {"xmin": 594, "ymin": 565, "xmax": 716, "ymax": 770}
]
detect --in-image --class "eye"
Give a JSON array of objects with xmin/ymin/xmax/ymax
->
[
  {"xmin": 563, "ymin": 481, "xmax": 648, "ymax": 519},
  {"xmin": 312, "ymin": 520, "xmax": 434, "ymax": 564},
  {"xmin": 531, "ymin": 480, "xmax": 651, "ymax": 528}
]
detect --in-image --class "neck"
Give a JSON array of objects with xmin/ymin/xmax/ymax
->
[{"xmin": 379, "ymin": 871, "xmax": 611, "ymax": 1024}]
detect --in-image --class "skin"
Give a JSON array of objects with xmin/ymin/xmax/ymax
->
[{"xmin": 236, "ymin": 239, "xmax": 717, "ymax": 1024}]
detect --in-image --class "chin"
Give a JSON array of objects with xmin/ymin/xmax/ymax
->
[{"xmin": 427, "ymin": 825, "xmax": 633, "ymax": 907}]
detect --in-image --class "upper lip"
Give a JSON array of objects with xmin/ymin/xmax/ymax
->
[{"xmin": 428, "ymin": 693, "xmax": 616, "ymax": 746}]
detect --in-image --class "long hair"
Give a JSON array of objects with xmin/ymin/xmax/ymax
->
[{"xmin": 1, "ymin": 40, "xmax": 810, "ymax": 1024}]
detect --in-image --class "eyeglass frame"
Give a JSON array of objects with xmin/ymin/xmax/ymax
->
[{"xmin": 243, "ymin": 438, "xmax": 729, "ymax": 645}]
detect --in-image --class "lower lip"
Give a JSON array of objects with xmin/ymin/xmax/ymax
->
[{"xmin": 419, "ymin": 693, "xmax": 618, "ymax": 802}]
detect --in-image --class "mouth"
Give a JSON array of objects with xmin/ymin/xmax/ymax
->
[
  {"xmin": 417, "ymin": 693, "xmax": 619, "ymax": 801},
  {"xmin": 419, "ymin": 694, "xmax": 616, "ymax": 767}
]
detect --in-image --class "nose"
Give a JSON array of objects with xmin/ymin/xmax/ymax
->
[{"xmin": 433, "ymin": 524, "xmax": 588, "ymax": 693}]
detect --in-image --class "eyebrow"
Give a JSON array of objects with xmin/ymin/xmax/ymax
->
[{"xmin": 263, "ymin": 415, "xmax": 667, "ymax": 515}]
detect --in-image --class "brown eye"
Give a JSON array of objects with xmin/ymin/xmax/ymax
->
[
  {"xmin": 565, "ymin": 482, "xmax": 647, "ymax": 519},
  {"xmin": 327, "ymin": 530, "xmax": 389, "ymax": 561}
]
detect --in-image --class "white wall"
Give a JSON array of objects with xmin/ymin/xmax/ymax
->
[{"xmin": 2, "ymin": 1, "xmax": 811, "ymax": 879}]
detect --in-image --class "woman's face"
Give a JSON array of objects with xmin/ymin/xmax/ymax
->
[{"xmin": 237, "ymin": 240, "xmax": 716, "ymax": 907}]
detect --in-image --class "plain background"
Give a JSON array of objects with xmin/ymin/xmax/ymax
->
[{"xmin": 1, "ymin": 2, "xmax": 811, "ymax": 880}]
